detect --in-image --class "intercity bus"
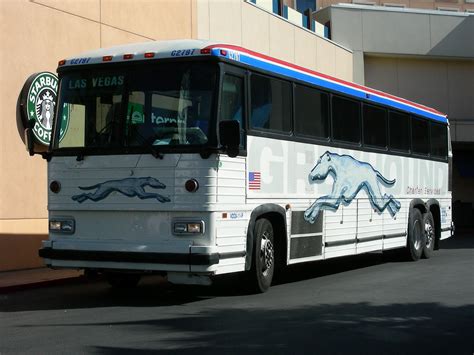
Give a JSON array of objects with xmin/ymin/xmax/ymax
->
[{"xmin": 34, "ymin": 40, "xmax": 453, "ymax": 292}]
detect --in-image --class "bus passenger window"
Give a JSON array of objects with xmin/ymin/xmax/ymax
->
[
  {"xmin": 389, "ymin": 111, "xmax": 410, "ymax": 152},
  {"xmin": 431, "ymin": 122, "xmax": 448, "ymax": 159},
  {"xmin": 412, "ymin": 117, "xmax": 430, "ymax": 155},
  {"xmin": 219, "ymin": 74, "xmax": 245, "ymax": 147},
  {"xmin": 332, "ymin": 95, "xmax": 361, "ymax": 143},
  {"xmin": 363, "ymin": 104, "xmax": 387, "ymax": 148},
  {"xmin": 250, "ymin": 74, "xmax": 291, "ymax": 133},
  {"xmin": 294, "ymin": 85, "xmax": 329, "ymax": 140}
]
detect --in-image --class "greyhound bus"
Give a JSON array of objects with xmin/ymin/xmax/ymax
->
[{"xmin": 29, "ymin": 39, "xmax": 453, "ymax": 292}]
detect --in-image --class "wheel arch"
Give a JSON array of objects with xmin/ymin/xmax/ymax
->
[
  {"xmin": 245, "ymin": 204, "xmax": 288, "ymax": 271},
  {"xmin": 409, "ymin": 198, "xmax": 427, "ymax": 214}
]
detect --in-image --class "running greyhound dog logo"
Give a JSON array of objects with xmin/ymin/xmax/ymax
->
[
  {"xmin": 304, "ymin": 151, "xmax": 401, "ymax": 224},
  {"xmin": 71, "ymin": 177, "xmax": 171, "ymax": 203}
]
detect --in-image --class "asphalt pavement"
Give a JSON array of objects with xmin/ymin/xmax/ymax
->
[{"xmin": 0, "ymin": 232, "xmax": 473, "ymax": 354}]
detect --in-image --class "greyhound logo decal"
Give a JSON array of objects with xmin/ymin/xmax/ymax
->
[
  {"xmin": 304, "ymin": 151, "xmax": 401, "ymax": 224},
  {"xmin": 72, "ymin": 177, "xmax": 171, "ymax": 203}
]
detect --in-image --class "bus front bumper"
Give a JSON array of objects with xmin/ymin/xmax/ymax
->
[{"xmin": 38, "ymin": 240, "xmax": 235, "ymax": 273}]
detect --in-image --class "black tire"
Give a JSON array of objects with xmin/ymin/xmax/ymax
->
[
  {"xmin": 406, "ymin": 208, "xmax": 424, "ymax": 261},
  {"xmin": 422, "ymin": 212, "xmax": 435, "ymax": 259},
  {"xmin": 249, "ymin": 218, "xmax": 275, "ymax": 293},
  {"xmin": 105, "ymin": 272, "xmax": 141, "ymax": 288}
]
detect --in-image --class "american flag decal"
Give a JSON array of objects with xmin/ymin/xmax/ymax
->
[{"xmin": 249, "ymin": 172, "xmax": 261, "ymax": 190}]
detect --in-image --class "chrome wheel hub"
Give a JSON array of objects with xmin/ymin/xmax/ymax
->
[
  {"xmin": 260, "ymin": 232, "xmax": 274, "ymax": 276},
  {"xmin": 425, "ymin": 222, "xmax": 434, "ymax": 246}
]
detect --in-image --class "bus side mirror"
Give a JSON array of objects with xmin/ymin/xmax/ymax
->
[{"xmin": 219, "ymin": 120, "xmax": 240, "ymax": 158}]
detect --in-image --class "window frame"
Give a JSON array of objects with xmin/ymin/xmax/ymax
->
[
  {"xmin": 411, "ymin": 115, "xmax": 431, "ymax": 157},
  {"xmin": 293, "ymin": 82, "xmax": 330, "ymax": 143},
  {"xmin": 248, "ymin": 71, "xmax": 293, "ymax": 136},
  {"xmin": 362, "ymin": 102, "xmax": 388, "ymax": 151},
  {"xmin": 330, "ymin": 93, "xmax": 362, "ymax": 146}
]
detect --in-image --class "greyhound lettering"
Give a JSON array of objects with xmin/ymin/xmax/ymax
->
[
  {"xmin": 304, "ymin": 151, "xmax": 401, "ymax": 224},
  {"xmin": 72, "ymin": 177, "xmax": 171, "ymax": 203}
]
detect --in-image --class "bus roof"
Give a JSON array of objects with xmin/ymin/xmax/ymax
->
[{"xmin": 59, "ymin": 39, "xmax": 447, "ymax": 123}]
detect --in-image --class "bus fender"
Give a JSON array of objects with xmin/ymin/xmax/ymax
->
[{"xmin": 245, "ymin": 204, "xmax": 287, "ymax": 271}]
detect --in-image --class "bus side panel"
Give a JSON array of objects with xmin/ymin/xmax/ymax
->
[
  {"xmin": 324, "ymin": 204, "xmax": 357, "ymax": 259},
  {"xmin": 214, "ymin": 155, "xmax": 248, "ymax": 275},
  {"xmin": 356, "ymin": 198, "xmax": 383, "ymax": 254},
  {"xmin": 383, "ymin": 199, "xmax": 409, "ymax": 250},
  {"xmin": 439, "ymin": 198, "xmax": 453, "ymax": 240}
]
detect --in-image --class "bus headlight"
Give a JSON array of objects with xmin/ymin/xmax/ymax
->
[
  {"xmin": 173, "ymin": 221, "xmax": 204, "ymax": 235},
  {"xmin": 49, "ymin": 219, "xmax": 75, "ymax": 234}
]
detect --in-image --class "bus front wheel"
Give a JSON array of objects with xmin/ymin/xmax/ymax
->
[{"xmin": 249, "ymin": 218, "xmax": 275, "ymax": 293}]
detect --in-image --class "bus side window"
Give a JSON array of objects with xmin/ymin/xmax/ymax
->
[
  {"xmin": 431, "ymin": 122, "xmax": 448, "ymax": 159},
  {"xmin": 389, "ymin": 111, "xmax": 410, "ymax": 152},
  {"xmin": 294, "ymin": 84, "xmax": 329, "ymax": 140},
  {"xmin": 219, "ymin": 74, "xmax": 245, "ymax": 147},
  {"xmin": 363, "ymin": 104, "xmax": 387, "ymax": 149},
  {"xmin": 332, "ymin": 95, "xmax": 361, "ymax": 144},
  {"xmin": 250, "ymin": 74, "xmax": 291, "ymax": 133},
  {"xmin": 412, "ymin": 116, "xmax": 430, "ymax": 155}
]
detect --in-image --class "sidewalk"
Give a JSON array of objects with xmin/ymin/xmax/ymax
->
[{"xmin": 0, "ymin": 268, "xmax": 83, "ymax": 293}]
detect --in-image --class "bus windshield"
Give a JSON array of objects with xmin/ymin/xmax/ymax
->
[{"xmin": 53, "ymin": 62, "xmax": 217, "ymax": 152}]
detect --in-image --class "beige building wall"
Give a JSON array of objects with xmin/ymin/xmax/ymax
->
[
  {"xmin": 364, "ymin": 55, "xmax": 474, "ymax": 141},
  {"xmin": 197, "ymin": 0, "xmax": 353, "ymax": 80},
  {"xmin": 0, "ymin": 0, "xmax": 352, "ymax": 271},
  {"xmin": 0, "ymin": 0, "xmax": 195, "ymax": 271}
]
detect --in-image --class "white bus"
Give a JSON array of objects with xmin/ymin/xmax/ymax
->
[{"xmin": 31, "ymin": 40, "xmax": 453, "ymax": 292}]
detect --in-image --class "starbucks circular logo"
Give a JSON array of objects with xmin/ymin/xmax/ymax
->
[{"xmin": 20, "ymin": 72, "xmax": 69, "ymax": 146}]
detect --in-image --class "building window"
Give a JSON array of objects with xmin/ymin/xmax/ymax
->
[{"xmin": 296, "ymin": 0, "xmax": 316, "ymax": 12}]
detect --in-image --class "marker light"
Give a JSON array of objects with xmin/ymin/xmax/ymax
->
[
  {"xmin": 200, "ymin": 48, "xmax": 211, "ymax": 55},
  {"xmin": 102, "ymin": 55, "xmax": 113, "ymax": 62},
  {"xmin": 123, "ymin": 54, "xmax": 134, "ymax": 60},
  {"xmin": 58, "ymin": 59, "xmax": 66, "ymax": 66},
  {"xmin": 50, "ymin": 180, "xmax": 61, "ymax": 193},
  {"xmin": 220, "ymin": 50, "xmax": 228, "ymax": 56},
  {"xmin": 144, "ymin": 52, "xmax": 155, "ymax": 58},
  {"xmin": 185, "ymin": 179, "xmax": 199, "ymax": 193}
]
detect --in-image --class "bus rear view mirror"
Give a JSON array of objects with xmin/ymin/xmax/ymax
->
[{"xmin": 219, "ymin": 120, "xmax": 240, "ymax": 158}]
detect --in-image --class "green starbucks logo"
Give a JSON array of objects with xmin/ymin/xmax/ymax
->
[{"xmin": 24, "ymin": 72, "xmax": 69, "ymax": 145}]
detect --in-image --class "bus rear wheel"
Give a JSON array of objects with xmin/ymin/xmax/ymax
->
[
  {"xmin": 422, "ymin": 212, "xmax": 435, "ymax": 259},
  {"xmin": 249, "ymin": 218, "xmax": 275, "ymax": 293},
  {"xmin": 406, "ymin": 208, "xmax": 424, "ymax": 261}
]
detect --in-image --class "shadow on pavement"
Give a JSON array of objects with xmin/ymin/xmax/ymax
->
[
  {"xmin": 0, "ymin": 233, "xmax": 471, "ymax": 313},
  {"xmin": 78, "ymin": 302, "xmax": 472, "ymax": 354},
  {"xmin": 440, "ymin": 230, "xmax": 474, "ymax": 249}
]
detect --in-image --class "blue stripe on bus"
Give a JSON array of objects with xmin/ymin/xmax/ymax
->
[{"xmin": 211, "ymin": 49, "xmax": 447, "ymax": 124}]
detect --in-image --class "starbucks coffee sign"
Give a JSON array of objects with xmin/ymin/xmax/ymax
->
[{"xmin": 19, "ymin": 72, "xmax": 69, "ymax": 146}]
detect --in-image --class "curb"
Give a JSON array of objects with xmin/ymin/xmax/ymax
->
[{"xmin": 0, "ymin": 275, "xmax": 85, "ymax": 294}]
